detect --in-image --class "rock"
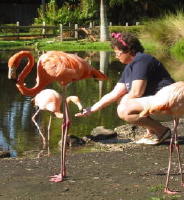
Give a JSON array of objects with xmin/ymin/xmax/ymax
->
[
  {"xmin": 90, "ymin": 126, "xmax": 117, "ymax": 141},
  {"xmin": 114, "ymin": 118, "xmax": 184, "ymax": 141},
  {"xmin": 67, "ymin": 135, "xmax": 86, "ymax": 147},
  {"xmin": 114, "ymin": 124, "xmax": 145, "ymax": 140},
  {"xmin": 0, "ymin": 151, "xmax": 11, "ymax": 158},
  {"xmin": 59, "ymin": 135, "xmax": 86, "ymax": 147}
]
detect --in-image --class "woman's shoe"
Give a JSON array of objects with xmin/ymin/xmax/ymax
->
[{"xmin": 135, "ymin": 128, "xmax": 171, "ymax": 145}]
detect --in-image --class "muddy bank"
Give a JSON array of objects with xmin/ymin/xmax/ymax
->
[
  {"xmin": 1, "ymin": 121, "xmax": 184, "ymax": 200},
  {"xmin": 1, "ymin": 145, "xmax": 184, "ymax": 200}
]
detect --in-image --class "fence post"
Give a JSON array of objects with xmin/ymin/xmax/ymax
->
[
  {"xmin": 16, "ymin": 21, "xmax": 20, "ymax": 40},
  {"xmin": 89, "ymin": 22, "xmax": 93, "ymax": 28},
  {"xmin": 42, "ymin": 21, "xmax": 46, "ymax": 37},
  {"xmin": 75, "ymin": 24, "xmax": 78, "ymax": 40},
  {"xmin": 59, "ymin": 24, "xmax": 63, "ymax": 41}
]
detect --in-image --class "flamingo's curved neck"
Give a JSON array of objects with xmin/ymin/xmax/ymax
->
[
  {"xmin": 16, "ymin": 82, "xmax": 47, "ymax": 97},
  {"xmin": 17, "ymin": 52, "xmax": 35, "ymax": 84},
  {"xmin": 15, "ymin": 52, "xmax": 49, "ymax": 96}
]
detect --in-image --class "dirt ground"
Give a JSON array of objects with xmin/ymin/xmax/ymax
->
[{"xmin": 1, "ymin": 141, "xmax": 184, "ymax": 200}]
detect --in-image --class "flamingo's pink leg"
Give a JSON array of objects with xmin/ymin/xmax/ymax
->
[
  {"xmin": 49, "ymin": 87, "xmax": 71, "ymax": 182},
  {"xmin": 173, "ymin": 119, "xmax": 184, "ymax": 187},
  {"xmin": 164, "ymin": 133, "xmax": 174, "ymax": 194},
  {"xmin": 164, "ymin": 118, "xmax": 183, "ymax": 194},
  {"xmin": 47, "ymin": 115, "xmax": 52, "ymax": 157}
]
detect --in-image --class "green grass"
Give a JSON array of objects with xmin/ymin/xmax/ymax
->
[
  {"xmin": 36, "ymin": 39, "xmax": 112, "ymax": 51},
  {"xmin": 170, "ymin": 38, "xmax": 184, "ymax": 61},
  {"xmin": 148, "ymin": 185, "xmax": 182, "ymax": 200},
  {"xmin": 0, "ymin": 40, "xmax": 35, "ymax": 50},
  {"xmin": 0, "ymin": 38, "xmax": 112, "ymax": 51},
  {"xmin": 140, "ymin": 11, "xmax": 184, "ymax": 47}
]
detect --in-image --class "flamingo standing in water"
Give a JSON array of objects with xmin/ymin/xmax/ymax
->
[
  {"xmin": 138, "ymin": 81, "xmax": 184, "ymax": 194},
  {"xmin": 32, "ymin": 88, "xmax": 83, "ymax": 157},
  {"xmin": 8, "ymin": 50, "xmax": 108, "ymax": 182}
]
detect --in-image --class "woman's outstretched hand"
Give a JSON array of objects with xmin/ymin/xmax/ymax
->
[{"xmin": 75, "ymin": 107, "xmax": 92, "ymax": 117}]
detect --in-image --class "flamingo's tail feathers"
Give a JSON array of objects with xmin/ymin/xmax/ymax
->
[
  {"xmin": 149, "ymin": 104, "xmax": 170, "ymax": 113},
  {"xmin": 91, "ymin": 69, "xmax": 108, "ymax": 81}
]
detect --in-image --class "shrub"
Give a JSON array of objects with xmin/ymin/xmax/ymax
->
[{"xmin": 140, "ymin": 11, "xmax": 184, "ymax": 47}]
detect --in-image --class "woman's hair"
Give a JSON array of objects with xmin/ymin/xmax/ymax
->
[{"xmin": 111, "ymin": 32, "xmax": 144, "ymax": 55}]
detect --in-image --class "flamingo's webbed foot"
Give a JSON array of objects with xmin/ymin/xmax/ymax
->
[
  {"xmin": 49, "ymin": 173, "xmax": 64, "ymax": 182},
  {"xmin": 164, "ymin": 188, "xmax": 180, "ymax": 194}
]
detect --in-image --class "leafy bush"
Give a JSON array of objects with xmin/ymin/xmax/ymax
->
[
  {"xmin": 34, "ymin": 0, "xmax": 60, "ymax": 25},
  {"xmin": 34, "ymin": 0, "xmax": 97, "ymax": 27}
]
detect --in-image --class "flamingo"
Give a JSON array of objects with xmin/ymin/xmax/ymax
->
[
  {"xmin": 8, "ymin": 50, "xmax": 108, "ymax": 182},
  {"xmin": 138, "ymin": 81, "xmax": 184, "ymax": 194},
  {"xmin": 31, "ymin": 88, "xmax": 83, "ymax": 157}
]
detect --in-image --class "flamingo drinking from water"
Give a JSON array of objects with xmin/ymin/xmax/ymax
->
[{"xmin": 32, "ymin": 88, "xmax": 83, "ymax": 157}]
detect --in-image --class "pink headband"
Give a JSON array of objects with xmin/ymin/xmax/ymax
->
[{"xmin": 111, "ymin": 32, "xmax": 128, "ymax": 47}]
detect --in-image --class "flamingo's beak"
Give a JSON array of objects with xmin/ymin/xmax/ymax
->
[{"xmin": 8, "ymin": 67, "xmax": 17, "ymax": 80}]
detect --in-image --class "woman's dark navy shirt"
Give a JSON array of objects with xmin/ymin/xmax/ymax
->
[{"xmin": 118, "ymin": 52, "xmax": 175, "ymax": 96}]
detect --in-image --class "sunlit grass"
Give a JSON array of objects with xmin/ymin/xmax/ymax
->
[
  {"xmin": 0, "ymin": 40, "xmax": 33, "ymax": 49},
  {"xmin": 140, "ymin": 11, "xmax": 184, "ymax": 47},
  {"xmin": 0, "ymin": 38, "xmax": 112, "ymax": 51},
  {"xmin": 36, "ymin": 39, "xmax": 112, "ymax": 51},
  {"xmin": 170, "ymin": 38, "xmax": 184, "ymax": 61}
]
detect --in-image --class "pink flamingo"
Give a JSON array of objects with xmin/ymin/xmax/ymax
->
[
  {"xmin": 32, "ymin": 89, "xmax": 83, "ymax": 157},
  {"xmin": 8, "ymin": 50, "xmax": 108, "ymax": 182},
  {"xmin": 139, "ymin": 81, "xmax": 184, "ymax": 194}
]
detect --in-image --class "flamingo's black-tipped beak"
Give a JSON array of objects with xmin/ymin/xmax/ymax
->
[{"xmin": 8, "ymin": 67, "xmax": 17, "ymax": 80}]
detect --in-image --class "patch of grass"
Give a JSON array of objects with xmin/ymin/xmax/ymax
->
[
  {"xmin": 140, "ymin": 11, "xmax": 184, "ymax": 47},
  {"xmin": 148, "ymin": 185, "xmax": 182, "ymax": 200},
  {"xmin": 110, "ymin": 25, "xmax": 143, "ymax": 35},
  {"xmin": 149, "ymin": 197, "xmax": 165, "ymax": 200},
  {"xmin": 140, "ymin": 37, "xmax": 167, "ymax": 57},
  {"xmin": 0, "ymin": 40, "xmax": 34, "ymax": 49},
  {"xmin": 149, "ymin": 195, "xmax": 182, "ymax": 200},
  {"xmin": 0, "ymin": 38, "xmax": 112, "ymax": 51},
  {"xmin": 36, "ymin": 39, "xmax": 112, "ymax": 51},
  {"xmin": 149, "ymin": 184, "xmax": 164, "ymax": 192},
  {"xmin": 170, "ymin": 38, "xmax": 184, "ymax": 61}
]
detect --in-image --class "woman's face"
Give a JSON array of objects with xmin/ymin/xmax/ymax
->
[{"xmin": 114, "ymin": 48, "xmax": 134, "ymax": 64}]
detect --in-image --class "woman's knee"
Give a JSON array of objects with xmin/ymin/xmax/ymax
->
[
  {"xmin": 117, "ymin": 99, "xmax": 142, "ymax": 122},
  {"xmin": 117, "ymin": 104, "xmax": 129, "ymax": 121}
]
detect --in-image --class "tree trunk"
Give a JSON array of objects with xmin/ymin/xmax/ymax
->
[
  {"xmin": 41, "ymin": 0, "xmax": 46, "ymax": 18},
  {"xmin": 100, "ymin": 0, "xmax": 109, "ymax": 41}
]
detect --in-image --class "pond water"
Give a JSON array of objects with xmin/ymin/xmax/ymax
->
[{"xmin": 0, "ymin": 49, "xmax": 184, "ymax": 157}]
